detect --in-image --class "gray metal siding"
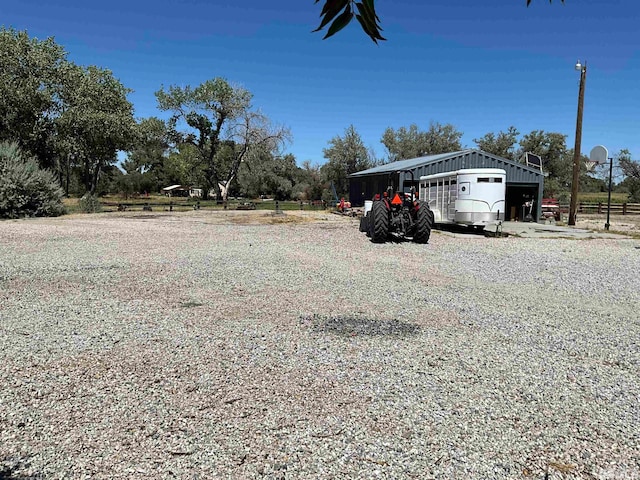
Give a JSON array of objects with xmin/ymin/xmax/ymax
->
[{"xmin": 349, "ymin": 149, "xmax": 544, "ymax": 220}]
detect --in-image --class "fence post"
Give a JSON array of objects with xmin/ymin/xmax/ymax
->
[
  {"xmin": 598, "ymin": 202, "xmax": 602, "ymax": 214},
  {"xmin": 623, "ymin": 202, "xmax": 627, "ymax": 215}
]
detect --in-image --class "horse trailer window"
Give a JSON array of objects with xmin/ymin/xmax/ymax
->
[
  {"xmin": 494, "ymin": 177, "xmax": 503, "ymax": 183},
  {"xmin": 478, "ymin": 178, "xmax": 490, "ymax": 183}
]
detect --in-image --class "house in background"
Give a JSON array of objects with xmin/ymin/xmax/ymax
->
[{"xmin": 161, "ymin": 185, "xmax": 202, "ymax": 197}]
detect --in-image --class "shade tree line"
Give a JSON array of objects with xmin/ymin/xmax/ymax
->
[
  {"xmin": 0, "ymin": 27, "xmax": 353, "ymax": 207},
  {"xmin": 324, "ymin": 123, "xmax": 640, "ymax": 202},
  {"xmin": 2, "ymin": 27, "xmax": 640, "ymax": 219}
]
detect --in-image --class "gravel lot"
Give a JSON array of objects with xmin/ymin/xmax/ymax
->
[{"xmin": 1, "ymin": 211, "xmax": 639, "ymax": 479}]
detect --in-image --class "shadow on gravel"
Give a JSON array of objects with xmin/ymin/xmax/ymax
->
[
  {"xmin": 0, "ymin": 458, "xmax": 43, "ymax": 480},
  {"xmin": 301, "ymin": 314, "xmax": 420, "ymax": 337},
  {"xmin": 434, "ymin": 223, "xmax": 509, "ymax": 237}
]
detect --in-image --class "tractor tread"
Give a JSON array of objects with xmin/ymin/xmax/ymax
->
[
  {"xmin": 370, "ymin": 201, "xmax": 389, "ymax": 242},
  {"xmin": 414, "ymin": 201, "xmax": 434, "ymax": 243}
]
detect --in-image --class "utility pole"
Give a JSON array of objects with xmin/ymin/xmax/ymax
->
[
  {"xmin": 605, "ymin": 156, "xmax": 613, "ymax": 230},
  {"xmin": 569, "ymin": 60, "xmax": 587, "ymax": 226}
]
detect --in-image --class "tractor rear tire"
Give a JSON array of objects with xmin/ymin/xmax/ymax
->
[
  {"xmin": 370, "ymin": 201, "xmax": 389, "ymax": 243},
  {"xmin": 414, "ymin": 202, "xmax": 434, "ymax": 243}
]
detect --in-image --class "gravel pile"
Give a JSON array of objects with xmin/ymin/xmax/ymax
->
[{"xmin": 1, "ymin": 211, "xmax": 639, "ymax": 479}]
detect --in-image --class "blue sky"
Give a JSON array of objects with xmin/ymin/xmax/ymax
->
[{"xmin": 4, "ymin": 0, "xmax": 639, "ymax": 164}]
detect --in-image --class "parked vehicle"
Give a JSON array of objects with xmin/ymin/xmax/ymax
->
[
  {"xmin": 541, "ymin": 198, "xmax": 562, "ymax": 221},
  {"xmin": 419, "ymin": 168, "xmax": 506, "ymax": 228},
  {"xmin": 236, "ymin": 202, "xmax": 256, "ymax": 210},
  {"xmin": 359, "ymin": 170, "xmax": 434, "ymax": 243}
]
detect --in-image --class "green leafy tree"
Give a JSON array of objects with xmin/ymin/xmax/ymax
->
[
  {"xmin": 617, "ymin": 149, "xmax": 640, "ymax": 202},
  {"xmin": 294, "ymin": 160, "xmax": 325, "ymax": 202},
  {"xmin": 0, "ymin": 28, "xmax": 66, "ymax": 171},
  {"xmin": 238, "ymin": 151, "xmax": 298, "ymax": 200},
  {"xmin": 618, "ymin": 149, "xmax": 639, "ymax": 179},
  {"xmin": 473, "ymin": 126, "xmax": 520, "ymax": 160},
  {"xmin": 127, "ymin": 117, "xmax": 170, "ymax": 174},
  {"xmin": 0, "ymin": 142, "xmax": 65, "ymax": 218},
  {"xmin": 1, "ymin": 28, "xmax": 137, "ymax": 196},
  {"xmin": 381, "ymin": 122, "xmax": 463, "ymax": 162},
  {"xmin": 517, "ymin": 130, "xmax": 572, "ymax": 197},
  {"xmin": 156, "ymin": 78, "xmax": 290, "ymax": 201},
  {"xmin": 321, "ymin": 125, "xmax": 374, "ymax": 197},
  {"xmin": 122, "ymin": 117, "xmax": 171, "ymax": 193},
  {"xmin": 313, "ymin": 0, "xmax": 563, "ymax": 43},
  {"xmin": 56, "ymin": 65, "xmax": 136, "ymax": 195},
  {"xmin": 163, "ymin": 143, "xmax": 206, "ymax": 188}
]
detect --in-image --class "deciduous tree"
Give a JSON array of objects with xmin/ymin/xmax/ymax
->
[
  {"xmin": 617, "ymin": 149, "xmax": 640, "ymax": 202},
  {"xmin": 618, "ymin": 149, "xmax": 639, "ymax": 179},
  {"xmin": 295, "ymin": 160, "xmax": 325, "ymax": 201},
  {"xmin": 381, "ymin": 122, "xmax": 463, "ymax": 162},
  {"xmin": 238, "ymin": 151, "xmax": 298, "ymax": 200},
  {"xmin": 156, "ymin": 78, "xmax": 290, "ymax": 200},
  {"xmin": 122, "ymin": 117, "xmax": 172, "ymax": 193},
  {"xmin": 518, "ymin": 130, "xmax": 569, "ymax": 197},
  {"xmin": 0, "ymin": 28, "xmax": 66, "ymax": 170},
  {"xmin": 322, "ymin": 125, "xmax": 373, "ymax": 197},
  {"xmin": 473, "ymin": 126, "xmax": 519, "ymax": 161},
  {"xmin": 1, "ymin": 28, "xmax": 137, "ymax": 196},
  {"xmin": 57, "ymin": 65, "xmax": 136, "ymax": 194}
]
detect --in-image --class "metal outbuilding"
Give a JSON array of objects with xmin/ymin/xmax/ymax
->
[{"xmin": 348, "ymin": 149, "xmax": 545, "ymax": 222}]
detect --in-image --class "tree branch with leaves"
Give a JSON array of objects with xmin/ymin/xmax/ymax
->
[{"xmin": 313, "ymin": 0, "xmax": 564, "ymax": 43}]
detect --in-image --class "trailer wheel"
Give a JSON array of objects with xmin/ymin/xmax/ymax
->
[
  {"xmin": 370, "ymin": 201, "xmax": 389, "ymax": 243},
  {"xmin": 414, "ymin": 202, "xmax": 434, "ymax": 243}
]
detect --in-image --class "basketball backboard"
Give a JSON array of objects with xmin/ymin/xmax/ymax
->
[{"xmin": 589, "ymin": 145, "xmax": 609, "ymax": 164}]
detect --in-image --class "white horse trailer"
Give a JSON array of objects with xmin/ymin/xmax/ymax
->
[{"xmin": 419, "ymin": 168, "xmax": 506, "ymax": 227}]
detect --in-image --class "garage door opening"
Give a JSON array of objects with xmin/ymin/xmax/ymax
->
[{"xmin": 506, "ymin": 184, "xmax": 539, "ymax": 222}]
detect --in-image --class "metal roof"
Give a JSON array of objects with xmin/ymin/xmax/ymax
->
[
  {"xmin": 349, "ymin": 151, "xmax": 468, "ymax": 177},
  {"xmin": 348, "ymin": 149, "xmax": 544, "ymax": 178}
]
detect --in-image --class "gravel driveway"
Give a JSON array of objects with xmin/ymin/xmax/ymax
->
[{"xmin": 1, "ymin": 211, "xmax": 639, "ymax": 479}]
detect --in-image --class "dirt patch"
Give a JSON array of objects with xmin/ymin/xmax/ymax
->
[
  {"xmin": 227, "ymin": 212, "xmax": 316, "ymax": 225},
  {"xmin": 575, "ymin": 213, "xmax": 640, "ymax": 234}
]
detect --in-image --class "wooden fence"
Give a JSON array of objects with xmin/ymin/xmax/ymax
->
[
  {"xmin": 558, "ymin": 203, "xmax": 640, "ymax": 215},
  {"xmin": 100, "ymin": 201, "xmax": 201, "ymax": 212}
]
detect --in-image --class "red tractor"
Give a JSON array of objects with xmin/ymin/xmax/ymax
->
[{"xmin": 359, "ymin": 170, "xmax": 434, "ymax": 243}]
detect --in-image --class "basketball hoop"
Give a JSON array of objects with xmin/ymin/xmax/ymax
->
[{"xmin": 584, "ymin": 160, "xmax": 598, "ymax": 172}]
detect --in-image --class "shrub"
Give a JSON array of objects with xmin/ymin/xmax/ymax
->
[
  {"xmin": 78, "ymin": 193, "xmax": 102, "ymax": 213},
  {"xmin": 0, "ymin": 142, "xmax": 65, "ymax": 219}
]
